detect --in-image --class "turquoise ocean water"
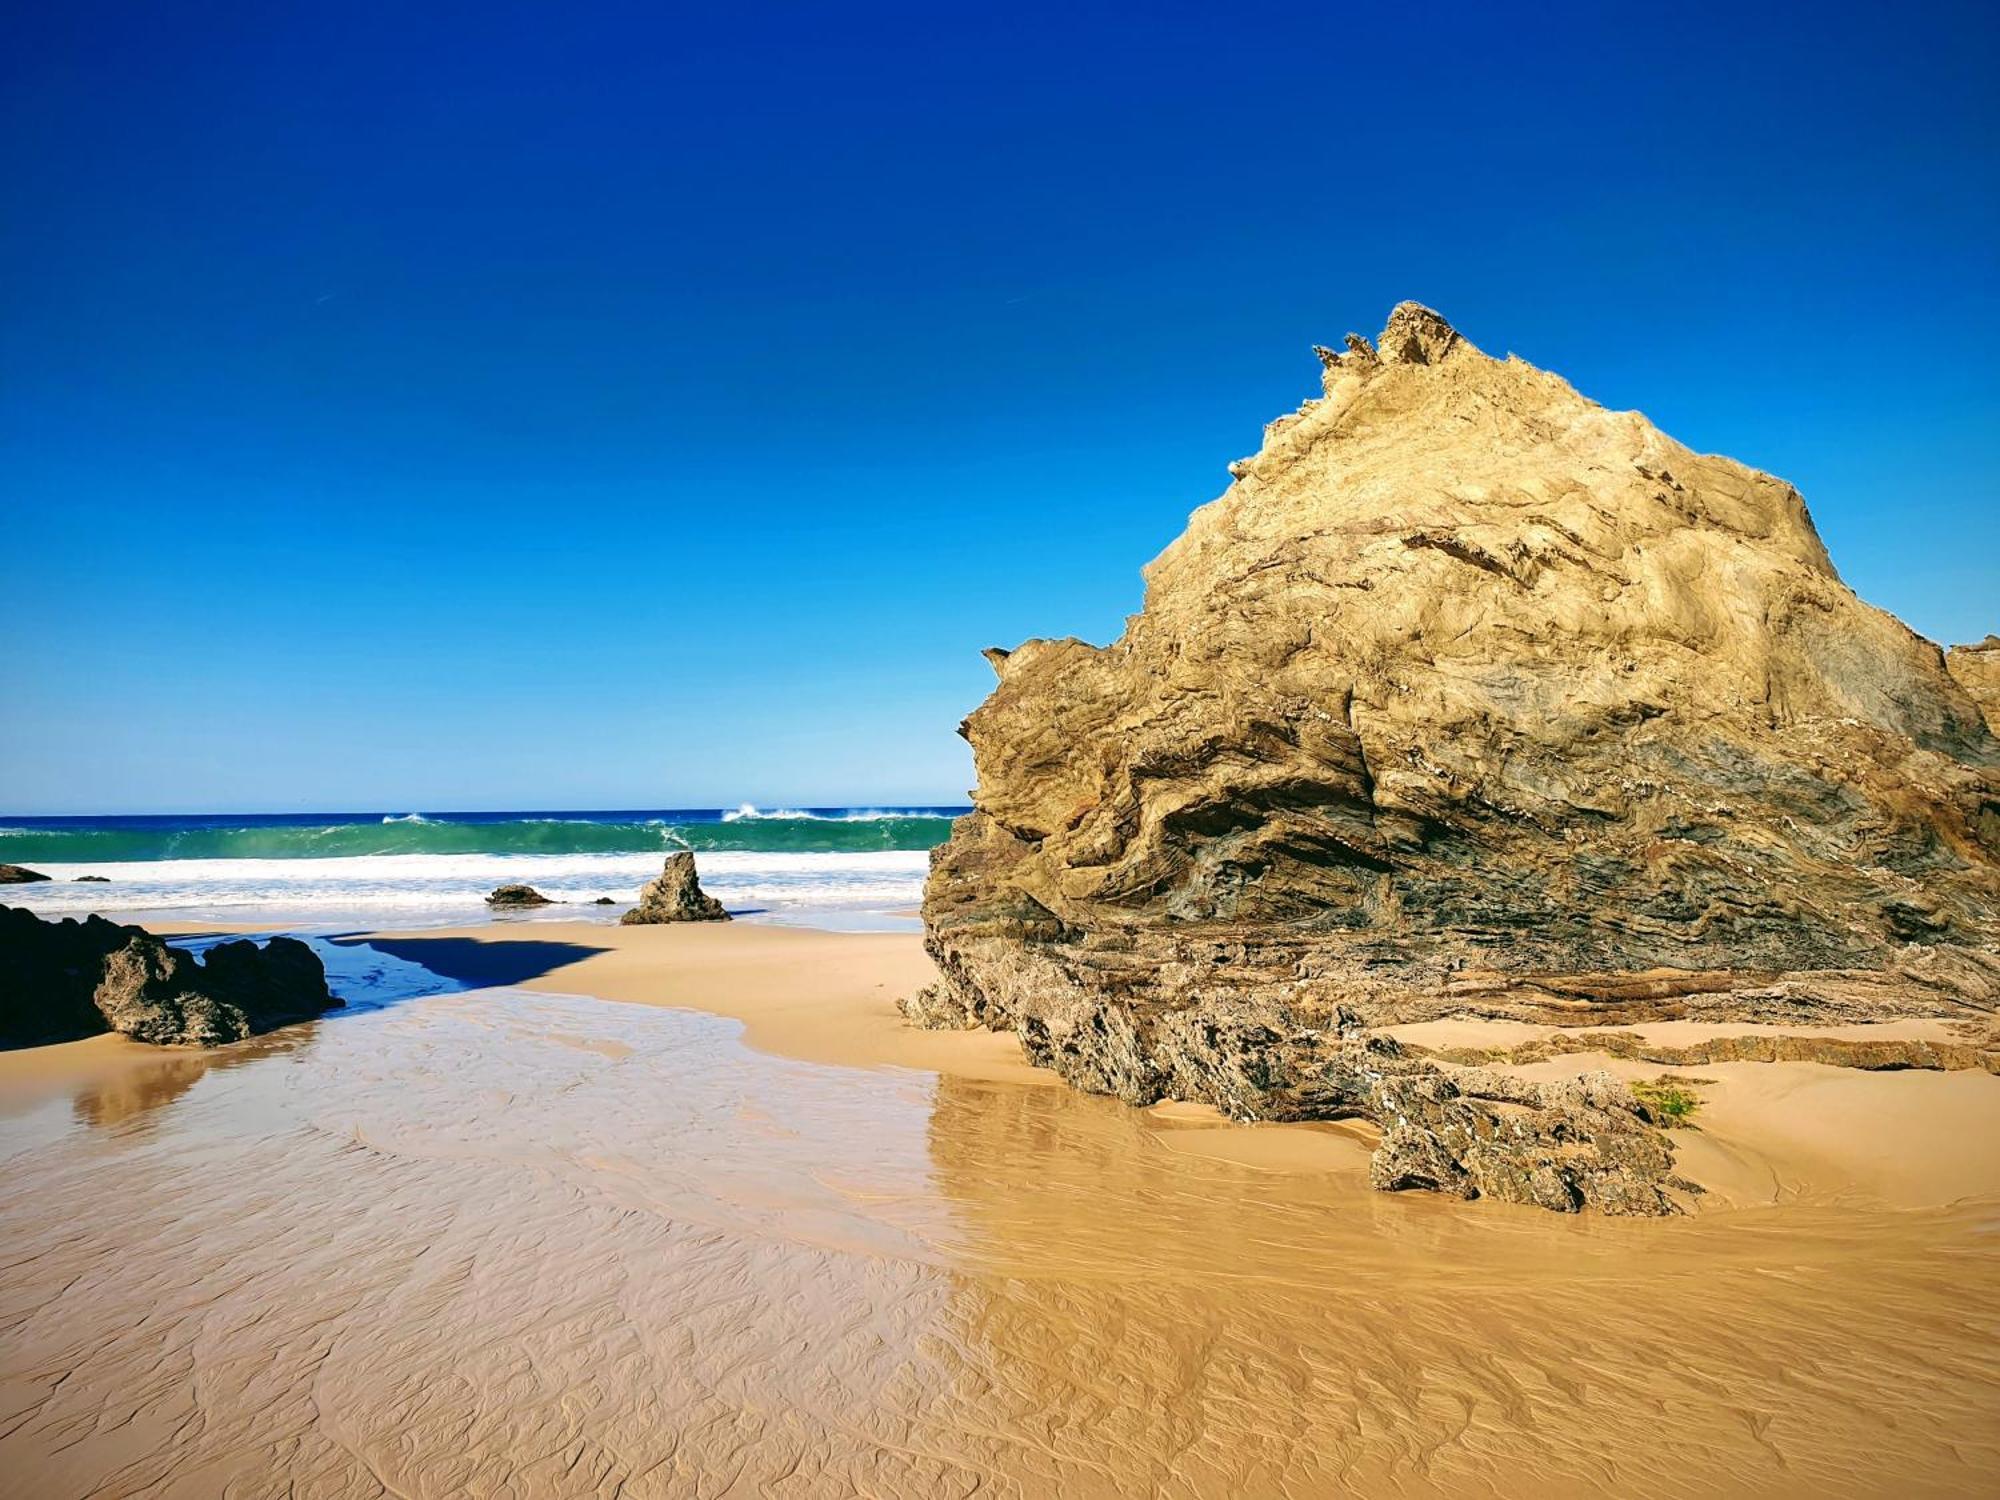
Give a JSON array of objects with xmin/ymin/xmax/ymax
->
[{"xmin": 0, "ymin": 806, "xmax": 965, "ymax": 929}]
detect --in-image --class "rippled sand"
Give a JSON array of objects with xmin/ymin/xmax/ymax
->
[{"xmin": 2, "ymin": 950, "xmax": 1997, "ymax": 1496}]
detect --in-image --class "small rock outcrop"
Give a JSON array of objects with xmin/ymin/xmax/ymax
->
[
  {"xmin": 0, "ymin": 865, "xmax": 51, "ymax": 884},
  {"xmin": 1, "ymin": 905, "xmax": 340, "ymax": 1048},
  {"xmin": 486, "ymin": 884, "xmax": 554, "ymax": 907},
  {"xmin": 907, "ymin": 302, "xmax": 2000, "ymax": 1215},
  {"xmin": 620, "ymin": 853, "xmax": 730, "ymax": 924},
  {"xmin": 73, "ymin": 874, "xmax": 111, "ymax": 883}
]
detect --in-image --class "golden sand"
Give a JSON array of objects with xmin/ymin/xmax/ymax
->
[{"xmin": 1, "ymin": 921, "xmax": 1996, "ymax": 1497}]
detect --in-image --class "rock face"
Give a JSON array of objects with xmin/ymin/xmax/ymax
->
[
  {"xmin": 1948, "ymin": 636, "xmax": 2000, "ymax": 736},
  {"xmin": 486, "ymin": 884, "xmax": 554, "ymax": 907},
  {"xmin": 907, "ymin": 302, "xmax": 2000, "ymax": 1214},
  {"xmin": 620, "ymin": 853, "xmax": 730, "ymax": 925},
  {"xmin": 0, "ymin": 865, "xmax": 51, "ymax": 884},
  {"xmin": 1, "ymin": 905, "xmax": 340, "ymax": 1048}
]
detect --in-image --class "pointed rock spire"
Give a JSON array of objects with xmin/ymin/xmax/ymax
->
[{"xmin": 1377, "ymin": 301, "xmax": 1461, "ymax": 364}]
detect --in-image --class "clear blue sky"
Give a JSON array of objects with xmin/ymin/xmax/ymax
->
[{"xmin": 3, "ymin": 1, "xmax": 1995, "ymax": 814}]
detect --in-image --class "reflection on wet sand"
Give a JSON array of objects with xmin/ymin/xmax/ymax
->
[
  {"xmin": 70, "ymin": 1051, "xmax": 213, "ymax": 1130},
  {"xmin": 0, "ymin": 989, "xmax": 1994, "ymax": 1498},
  {"xmin": 68, "ymin": 1029, "xmax": 315, "ymax": 1131}
]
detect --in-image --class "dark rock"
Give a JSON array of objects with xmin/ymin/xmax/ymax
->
[
  {"xmin": 0, "ymin": 865, "xmax": 51, "ymax": 884},
  {"xmin": 74, "ymin": 875, "xmax": 110, "ymax": 883},
  {"xmin": 591, "ymin": 896, "xmax": 617, "ymax": 905},
  {"xmin": 2, "ymin": 904, "xmax": 340, "ymax": 1049},
  {"xmin": 619, "ymin": 853, "xmax": 729, "ymax": 924},
  {"xmin": 486, "ymin": 884, "xmax": 554, "ymax": 907},
  {"xmin": 0, "ymin": 906, "xmax": 120, "ymax": 1045}
]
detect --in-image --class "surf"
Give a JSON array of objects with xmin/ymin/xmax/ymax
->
[{"xmin": 0, "ymin": 808, "xmax": 965, "ymax": 863}]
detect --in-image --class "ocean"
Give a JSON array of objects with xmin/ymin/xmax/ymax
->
[{"xmin": 0, "ymin": 805, "xmax": 965, "ymax": 930}]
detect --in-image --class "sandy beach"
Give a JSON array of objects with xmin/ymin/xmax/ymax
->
[
  {"xmin": 339, "ymin": 921, "xmax": 2000, "ymax": 1207},
  {"xmin": 4, "ymin": 919, "xmax": 1997, "ymax": 1497}
]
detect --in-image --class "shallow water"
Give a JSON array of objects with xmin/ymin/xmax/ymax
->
[{"xmin": 1, "ymin": 974, "xmax": 1995, "ymax": 1497}]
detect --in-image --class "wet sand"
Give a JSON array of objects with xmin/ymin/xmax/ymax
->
[
  {"xmin": 1, "ymin": 922, "xmax": 1997, "ymax": 1496},
  {"xmin": 347, "ymin": 919, "xmax": 1051, "ymax": 1085}
]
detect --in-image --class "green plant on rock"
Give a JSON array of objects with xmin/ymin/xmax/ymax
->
[{"xmin": 1631, "ymin": 1076, "xmax": 1705, "ymax": 1127}]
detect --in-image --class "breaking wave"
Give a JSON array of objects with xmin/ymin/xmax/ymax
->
[{"xmin": 0, "ymin": 808, "xmax": 963, "ymax": 863}]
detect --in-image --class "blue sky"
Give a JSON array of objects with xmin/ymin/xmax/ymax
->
[{"xmin": 3, "ymin": 1, "xmax": 1995, "ymax": 814}]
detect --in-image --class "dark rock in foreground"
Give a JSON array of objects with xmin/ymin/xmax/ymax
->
[
  {"xmin": 620, "ymin": 853, "xmax": 729, "ymax": 924},
  {"xmin": 0, "ymin": 865, "xmax": 51, "ymax": 884},
  {"xmin": 1, "ymin": 905, "xmax": 340, "ymax": 1049},
  {"xmin": 907, "ymin": 303, "xmax": 2000, "ymax": 1215},
  {"xmin": 486, "ymin": 884, "xmax": 554, "ymax": 907}
]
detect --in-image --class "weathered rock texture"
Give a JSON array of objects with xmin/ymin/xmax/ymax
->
[
  {"xmin": 620, "ymin": 852, "xmax": 730, "ymax": 925},
  {"xmin": 1948, "ymin": 636, "xmax": 2000, "ymax": 736},
  {"xmin": 487, "ymin": 883, "xmax": 554, "ymax": 908},
  {"xmin": 0, "ymin": 865, "xmax": 51, "ymax": 884},
  {"xmin": 1, "ymin": 905, "xmax": 340, "ymax": 1048},
  {"xmin": 907, "ymin": 302, "xmax": 2000, "ymax": 1214}
]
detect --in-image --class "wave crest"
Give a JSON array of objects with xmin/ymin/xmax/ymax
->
[{"xmin": 0, "ymin": 810, "xmax": 962, "ymax": 863}]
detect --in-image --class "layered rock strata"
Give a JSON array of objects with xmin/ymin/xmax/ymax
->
[
  {"xmin": 906, "ymin": 302, "xmax": 2000, "ymax": 1214},
  {"xmin": 1949, "ymin": 636, "xmax": 2000, "ymax": 736}
]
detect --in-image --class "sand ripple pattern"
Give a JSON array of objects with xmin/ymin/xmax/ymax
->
[{"xmin": 1, "ymin": 988, "xmax": 1996, "ymax": 1497}]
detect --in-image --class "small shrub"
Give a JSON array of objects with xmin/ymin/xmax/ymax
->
[{"xmin": 1632, "ymin": 1076, "xmax": 1704, "ymax": 1126}]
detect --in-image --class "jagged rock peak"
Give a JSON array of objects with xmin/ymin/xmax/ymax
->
[
  {"xmin": 1375, "ymin": 300, "xmax": 1463, "ymax": 364},
  {"xmin": 621, "ymin": 852, "xmax": 730, "ymax": 924},
  {"xmin": 1309, "ymin": 301, "xmax": 1473, "ymax": 395}
]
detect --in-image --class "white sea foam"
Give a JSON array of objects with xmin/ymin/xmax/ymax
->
[
  {"xmin": 723, "ymin": 804, "xmax": 814, "ymax": 822},
  {"xmin": 6, "ymin": 849, "xmax": 928, "ymax": 927},
  {"xmin": 720, "ymin": 804, "xmax": 941, "ymax": 823}
]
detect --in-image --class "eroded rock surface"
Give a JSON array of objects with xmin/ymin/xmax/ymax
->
[
  {"xmin": 0, "ymin": 865, "xmax": 51, "ymax": 884},
  {"xmin": 1949, "ymin": 636, "xmax": 2000, "ymax": 736},
  {"xmin": 1, "ymin": 905, "xmax": 339, "ymax": 1048},
  {"xmin": 620, "ymin": 852, "xmax": 730, "ymax": 924},
  {"xmin": 908, "ymin": 302, "xmax": 2000, "ymax": 1214}
]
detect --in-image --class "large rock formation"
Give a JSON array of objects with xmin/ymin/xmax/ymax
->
[
  {"xmin": 0, "ymin": 865, "xmax": 51, "ymax": 884},
  {"xmin": 907, "ymin": 302, "xmax": 2000, "ymax": 1214},
  {"xmin": 1, "ymin": 905, "xmax": 341, "ymax": 1048},
  {"xmin": 621, "ymin": 853, "xmax": 730, "ymax": 924}
]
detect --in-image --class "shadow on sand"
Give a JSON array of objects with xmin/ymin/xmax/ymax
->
[{"xmin": 334, "ymin": 935, "xmax": 609, "ymax": 989}]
